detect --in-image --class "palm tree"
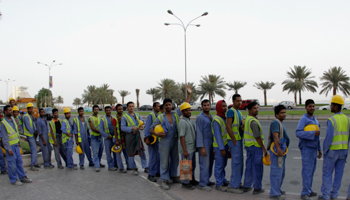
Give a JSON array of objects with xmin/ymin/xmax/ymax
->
[
  {"xmin": 174, "ymin": 82, "xmax": 199, "ymax": 105},
  {"xmin": 197, "ymin": 74, "xmax": 226, "ymax": 103},
  {"xmin": 226, "ymin": 81, "xmax": 247, "ymax": 94},
  {"xmin": 146, "ymin": 88, "xmax": 160, "ymax": 103},
  {"xmin": 82, "ymin": 85, "xmax": 97, "ymax": 107},
  {"xmin": 253, "ymin": 81, "xmax": 275, "ymax": 106},
  {"xmin": 136, "ymin": 89, "xmax": 140, "ymax": 108},
  {"xmin": 282, "ymin": 80, "xmax": 302, "ymax": 104},
  {"xmin": 283, "ymin": 65, "xmax": 318, "ymax": 105},
  {"xmin": 96, "ymin": 84, "xmax": 111, "ymax": 108},
  {"xmin": 109, "ymin": 89, "xmax": 117, "ymax": 106},
  {"xmin": 56, "ymin": 95, "xmax": 63, "ymax": 109},
  {"xmin": 319, "ymin": 66, "xmax": 350, "ymax": 96},
  {"xmin": 73, "ymin": 98, "xmax": 82, "ymax": 109},
  {"xmin": 119, "ymin": 90, "xmax": 131, "ymax": 104},
  {"xmin": 157, "ymin": 79, "xmax": 178, "ymax": 100}
]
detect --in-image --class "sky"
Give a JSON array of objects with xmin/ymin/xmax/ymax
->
[{"xmin": 1, "ymin": 0, "xmax": 350, "ymax": 106}]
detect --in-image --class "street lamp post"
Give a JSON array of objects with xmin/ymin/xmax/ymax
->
[
  {"xmin": 165, "ymin": 10, "xmax": 208, "ymax": 99},
  {"xmin": 0, "ymin": 79, "xmax": 15, "ymax": 103}
]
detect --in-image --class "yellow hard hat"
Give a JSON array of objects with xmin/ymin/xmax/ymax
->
[
  {"xmin": 262, "ymin": 154, "xmax": 271, "ymax": 166},
  {"xmin": 12, "ymin": 106, "xmax": 19, "ymax": 111},
  {"xmin": 154, "ymin": 124, "xmax": 164, "ymax": 133},
  {"xmin": 331, "ymin": 95, "xmax": 344, "ymax": 105},
  {"xmin": 26, "ymin": 103, "xmax": 34, "ymax": 108},
  {"xmin": 63, "ymin": 107, "xmax": 71, "ymax": 114},
  {"xmin": 9, "ymin": 98, "xmax": 15, "ymax": 102},
  {"xmin": 111, "ymin": 144, "xmax": 122, "ymax": 153},
  {"xmin": 144, "ymin": 135, "xmax": 157, "ymax": 145},
  {"xmin": 139, "ymin": 120, "xmax": 144, "ymax": 127},
  {"xmin": 76, "ymin": 145, "xmax": 83, "ymax": 154},
  {"xmin": 19, "ymin": 148, "xmax": 23, "ymax": 155},
  {"xmin": 1, "ymin": 147, "xmax": 6, "ymax": 156},
  {"xmin": 270, "ymin": 142, "xmax": 288, "ymax": 156},
  {"xmin": 304, "ymin": 124, "xmax": 319, "ymax": 132},
  {"xmin": 180, "ymin": 102, "xmax": 191, "ymax": 111}
]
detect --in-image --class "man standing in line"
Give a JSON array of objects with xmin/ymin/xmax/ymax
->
[
  {"xmin": 89, "ymin": 105, "xmax": 105, "ymax": 172},
  {"xmin": 144, "ymin": 102, "xmax": 161, "ymax": 182},
  {"xmin": 73, "ymin": 107, "xmax": 94, "ymax": 170},
  {"xmin": 295, "ymin": 99, "xmax": 321, "ymax": 200},
  {"xmin": 226, "ymin": 94, "xmax": 244, "ymax": 194},
  {"xmin": 319, "ymin": 95, "xmax": 349, "ymax": 200},
  {"xmin": 9, "ymin": 98, "xmax": 16, "ymax": 108},
  {"xmin": 23, "ymin": 103, "xmax": 39, "ymax": 171},
  {"xmin": 113, "ymin": 104, "xmax": 129, "ymax": 172},
  {"xmin": 61, "ymin": 108, "xmax": 77, "ymax": 170},
  {"xmin": 243, "ymin": 102, "xmax": 267, "ymax": 194},
  {"xmin": 49, "ymin": 108, "xmax": 67, "ymax": 169},
  {"xmin": 37, "ymin": 108, "xmax": 53, "ymax": 169},
  {"xmin": 196, "ymin": 99, "xmax": 214, "ymax": 191},
  {"xmin": 0, "ymin": 126, "xmax": 8, "ymax": 174},
  {"xmin": 12, "ymin": 106, "xmax": 23, "ymax": 135}
]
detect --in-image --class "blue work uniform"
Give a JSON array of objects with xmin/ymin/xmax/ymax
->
[
  {"xmin": 151, "ymin": 108, "xmax": 182, "ymax": 182},
  {"xmin": 121, "ymin": 113, "xmax": 147, "ymax": 169},
  {"xmin": 269, "ymin": 119, "xmax": 290, "ymax": 197},
  {"xmin": 89, "ymin": 116, "xmax": 104, "ymax": 168},
  {"xmin": 196, "ymin": 112, "xmax": 214, "ymax": 187},
  {"xmin": 0, "ymin": 128, "xmax": 7, "ymax": 172},
  {"xmin": 144, "ymin": 111, "xmax": 160, "ymax": 177},
  {"xmin": 114, "ymin": 115, "xmax": 129, "ymax": 170},
  {"xmin": 23, "ymin": 114, "xmax": 37, "ymax": 166},
  {"xmin": 99, "ymin": 116, "xmax": 117, "ymax": 169},
  {"xmin": 37, "ymin": 117, "xmax": 52, "ymax": 167},
  {"xmin": 61, "ymin": 119, "xmax": 75, "ymax": 168},
  {"xmin": 1, "ymin": 117, "xmax": 27, "ymax": 184},
  {"xmin": 212, "ymin": 115, "xmax": 229, "ymax": 186},
  {"xmin": 73, "ymin": 117, "xmax": 93, "ymax": 167},
  {"xmin": 49, "ymin": 119, "xmax": 67, "ymax": 167},
  {"xmin": 295, "ymin": 114, "xmax": 321, "ymax": 196},
  {"xmin": 320, "ymin": 112, "xmax": 349, "ymax": 200}
]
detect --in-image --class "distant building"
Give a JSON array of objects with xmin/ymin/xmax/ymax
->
[{"xmin": 9, "ymin": 86, "xmax": 32, "ymax": 99}]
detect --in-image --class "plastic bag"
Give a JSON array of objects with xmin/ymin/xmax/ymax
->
[{"xmin": 180, "ymin": 159, "xmax": 192, "ymax": 181}]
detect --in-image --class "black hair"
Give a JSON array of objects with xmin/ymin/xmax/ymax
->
[
  {"xmin": 201, "ymin": 99, "xmax": 210, "ymax": 106},
  {"xmin": 116, "ymin": 104, "xmax": 123, "ymax": 108},
  {"xmin": 333, "ymin": 103, "xmax": 342, "ymax": 111},
  {"xmin": 126, "ymin": 101, "xmax": 134, "ymax": 107},
  {"xmin": 39, "ymin": 108, "xmax": 44, "ymax": 112},
  {"xmin": 92, "ymin": 105, "xmax": 99, "ymax": 110},
  {"xmin": 247, "ymin": 102, "xmax": 258, "ymax": 110},
  {"xmin": 52, "ymin": 108, "xmax": 58, "ymax": 113},
  {"xmin": 105, "ymin": 106, "xmax": 111, "ymax": 111},
  {"xmin": 163, "ymin": 98, "xmax": 172, "ymax": 105},
  {"xmin": 274, "ymin": 105, "xmax": 286, "ymax": 116},
  {"xmin": 232, "ymin": 94, "xmax": 241, "ymax": 101},
  {"xmin": 78, "ymin": 107, "xmax": 84, "ymax": 112},
  {"xmin": 153, "ymin": 102, "xmax": 160, "ymax": 107},
  {"xmin": 305, "ymin": 99, "xmax": 315, "ymax": 107},
  {"xmin": 160, "ymin": 104, "xmax": 164, "ymax": 110},
  {"xmin": 3, "ymin": 105, "xmax": 11, "ymax": 112}
]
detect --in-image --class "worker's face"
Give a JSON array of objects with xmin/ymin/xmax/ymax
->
[
  {"xmin": 13, "ymin": 111, "xmax": 19, "ymax": 118},
  {"xmin": 249, "ymin": 105, "xmax": 259, "ymax": 116},
  {"xmin": 276, "ymin": 109, "xmax": 286, "ymax": 121},
  {"xmin": 164, "ymin": 102, "xmax": 172, "ymax": 112},
  {"xmin": 202, "ymin": 102, "xmax": 211, "ymax": 112},
  {"xmin": 65, "ymin": 112, "xmax": 71, "ymax": 119},
  {"xmin": 116, "ymin": 106, "xmax": 123, "ymax": 115},
  {"xmin": 105, "ymin": 108, "xmax": 112, "ymax": 116},
  {"xmin": 330, "ymin": 103, "xmax": 340, "ymax": 113},
  {"xmin": 127, "ymin": 103, "xmax": 135, "ymax": 112},
  {"xmin": 93, "ymin": 107, "xmax": 99, "ymax": 115},
  {"xmin": 39, "ymin": 109, "xmax": 45, "ymax": 118},
  {"xmin": 222, "ymin": 102, "xmax": 227, "ymax": 113},
  {"xmin": 5, "ymin": 107, "xmax": 13, "ymax": 117},
  {"xmin": 153, "ymin": 103, "xmax": 160, "ymax": 113},
  {"xmin": 10, "ymin": 100, "xmax": 15, "ymax": 107},
  {"xmin": 27, "ymin": 107, "xmax": 33, "ymax": 114},
  {"xmin": 78, "ymin": 109, "xmax": 84, "ymax": 117},
  {"xmin": 233, "ymin": 97, "xmax": 242, "ymax": 109},
  {"xmin": 181, "ymin": 108, "xmax": 191, "ymax": 118},
  {"xmin": 53, "ymin": 111, "xmax": 58, "ymax": 118},
  {"xmin": 306, "ymin": 103, "xmax": 315, "ymax": 115}
]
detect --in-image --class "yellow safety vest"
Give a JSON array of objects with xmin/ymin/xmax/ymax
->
[
  {"xmin": 123, "ymin": 113, "xmax": 141, "ymax": 127},
  {"xmin": 212, "ymin": 116, "xmax": 228, "ymax": 148},
  {"xmin": 1, "ymin": 117, "xmax": 20, "ymax": 146},
  {"xmin": 48, "ymin": 120, "xmax": 62, "ymax": 144},
  {"xmin": 73, "ymin": 117, "xmax": 89, "ymax": 143},
  {"xmin": 244, "ymin": 115, "xmax": 264, "ymax": 147},
  {"xmin": 329, "ymin": 114, "xmax": 350, "ymax": 150},
  {"xmin": 157, "ymin": 113, "xmax": 179, "ymax": 141},
  {"xmin": 23, "ymin": 113, "xmax": 34, "ymax": 137},
  {"xmin": 101, "ymin": 116, "xmax": 117, "ymax": 140},
  {"xmin": 228, "ymin": 108, "xmax": 242, "ymax": 141},
  {"xmin": 89, "ymin": 116, "xmax": 101, "ymax": 136},
  {"xmin": 62, "ymin": 119, "xmax": 72, "ymax": 144}
]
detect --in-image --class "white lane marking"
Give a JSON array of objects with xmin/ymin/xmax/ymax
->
[{"xmin": 293, "ymin": 157, "xmax": 323, "ymax": 161}]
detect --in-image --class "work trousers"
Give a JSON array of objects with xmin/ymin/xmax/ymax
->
[
  {"xmin": 300, "ymin": 146, "xmax": 318, "ymax": 196},
  {"xmin": 214, "ymin": 145, "xmax": 228, "ymax": 186},
  {"xmin": 6, "ymin": 145, "xmax": 26, "ymax": 184},
  {"xmin": 270, "ymin": 150, "xmax": 286, "ymax": 197},
  {"xmin": 39, "ymin": 136, "xmax": 52, "ymax": 167},
  {"xmin": 243, "ymin": 146, "xmax": 263, "ymax": 190},
  {"xmin": 159, "ymin": 137, "xmax": 179, "ymax": 181},
  {"xmin": 104, "ymin": 138, "xmax": 117, "ymax": 169},
  {"xmin": 26, "ymin": 136, "xmax": 37, "ymax": 166},
  {"xmin": 52, "ymin": 135, "xmax": 67, "ymax": 167},
  {"xmin": 128, "ymin": 149, "xmax": 147, "ymax": 169},
  {"xmin": 198, "ymin": 138, "xmax": 214, "ymax": 187},
  {"xmin": 91, "ymin": 135, "xmax": 103, "ymax": 168},
  {"xmin": 228, "ymin": 139, "xmax": 243, "ymax": 188},
  {"xmin": 0, "ymin": 146, "xmax": 7, "ymax": 171},
  {"xmin": 78, "ymin": 135, "xmax": 93, "ymax": 167},
  {"xmin": 147, "ymin": 140, "xmax": 160, "ymax": 176},
  {"xmin": 64, "ymin": 138, "xmax": 74, "ymax": 168}
]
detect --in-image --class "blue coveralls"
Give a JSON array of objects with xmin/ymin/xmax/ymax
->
[
  {"xmin": 121, "ymin": 113, "xmax": 147, "ymax": 169},
  {"xmin": 0, "ymin": 128, "xmax": 7, "ymax": 172},
  {"xmin": 212, "ymin": 115, "xmax": 229, "ymax": 186},
  {"xmin": 23, "ymin": 114, "xmax": 37, "ymax": 166},
  {"xmin": 49, "ymin": 119, "xmax": 67, "ymax": 167},
  {"xmin": 151, "ymin": 109, "xmax": 182, "ymax": 181},
  {"xmin": 269, "ymin": 119, "xmax": 290, "ymax": 197},
  {"xmin": 196, "ymin": 112, "xmax": 214, "ymax": 187},
  {"xmin": 37, "ymin": 117, "xmax": 52, "ymax": 167},
  {"xmin": 1, "ymin": 117, "xmax": 27, "ymax": 184},
  {"xmin": 295, "ymin": 114, "xmax": 321, "ymax": 196},
  {"xmin": 226, "ymin": 109, "xmax": 244, "ymax": 189},
  {"xmin": 114, "ymin": 115, "xmax": 130, "ymax": 170},
  {"xmin": 99, "ymin": 116, "xmax": 117, "ymax": 169},
  {"xmin": 89, "ymin": 116, "xmax": 104, "ymax": 168},
  {"xmin": 144, "ymin": 111, "xmax": 160, "ymax": 177},
  {"xmin": 73, "ymin": 117, "xmax": 93, "ymax": 167},
  {"xmin": 320, "ymin": 112, "xmax": 349, "ymax": 200},
  {"xmin": 61, "ymin": 119, "xmax": 75, "ymax": 168}
]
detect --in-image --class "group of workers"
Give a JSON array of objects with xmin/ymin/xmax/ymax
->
[{"xmin": 0, "ymin": 91, "xmax": 349, "ymax": 200}]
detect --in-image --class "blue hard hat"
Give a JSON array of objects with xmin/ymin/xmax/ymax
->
[
  {"xmin": 19, "ymin": 110, "xmax": 23, "ymax": 113},
  {"xmin": 23, "ymin": 112, "xmax": 27, "ymax": 114}
]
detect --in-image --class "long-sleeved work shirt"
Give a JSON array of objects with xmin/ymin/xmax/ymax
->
[
  {"xmin": 151, "ymin": 108, "xmax": 182, "ymax": 141},
  {"xmin": 295, "ymin": 114, "xmax": 321, "ymax": 150},
  {"xmin": 144, "ymin": 111, "xmax": 158, "ymax": 138},
  {"xmin": 212, "ymin": 115, "xmax": 226, "ymax": 151},
  {"xmin": 178, "ymin": 116, "xmax": 196, "ymax": 154},
  {"xmin": 1, "ymin": 117, "xmax": 20, "ymax": 151},
  {"xmin": 61, "ymin": 119, "xmax": 75, "ymax": 141},
  {"xmin": 121, "ymin": 112, "xmax": 146, "ymax": 133},
  {"xmin": 99, "ymin": 116, "xmax": 114, "ymax": 140},
  {"xmin": 196, "ymin": 112, "xmax": 213, "ymax": 148},
  {"xmin": 37, "ymin": 117, "xmax": 49, "ymax": 140},
  {"xmin": 73, "ymin": 117, "xmax": 89, "ymax": 140},
  {"xmin": 23, "ymin": 114, "xmax": 36, "ymax": 135}
]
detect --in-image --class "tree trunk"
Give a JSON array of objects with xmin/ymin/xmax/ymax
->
[
  {"xmin": 235, "ymin": 89, "xmax": 238, "ymax": 94},
  {"xmin": 294, "ymin": 92, "xmax": 297, "ymax": 105},
  {"xmin": 122, "ymin": 97, "xmax": 124, "ymax": 104},
  {"xmin": 264, "ymin": 90, "xmax": 267, "ymax": 106},
  {"xmin": 209, "ymin": 93, "xmax": 212, "ymax": 104},
  {"xmin": 299, "ymin": 89, "xmax": 302, "ymax": 105},
  {"xmin": 333, "ymin": 86, "xmax": 337, "ymax": 95}
]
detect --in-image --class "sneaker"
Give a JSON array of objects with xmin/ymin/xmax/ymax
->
[
  {"xmin": 108, "ymin": 168, "xmax": 118, "ymax": 171},
  {"xmin": 1, "ymin": 171, "xmax": 8, "ymax": 174},
  {"xmin": 100, "ymin": 163, "xmax": 105, "ymax": 168},
  {"xmin": 270, "ymin": 195, "xmax": 285, "ymax": 200},
  {"xmin": 80, "ymin": 165, "xmax": 85, "ymax": 170},
  {"xmin": 207, "ymin": 181, "xmax": 215, "ymax": 186},
  {"xmin": 119, "ymin": 169, "xmax": 127, "ymax": 173},
  {"xmin": 243, "ymin": 187, "xmax": 252, "ymax": 193},
  {"xmin": 216, "ymin": 185, "xmax": 227, "ymax": 192},
  {"xmin": 223, "ymin": 181, "xmax": 229, "ymax": 186},
  {"xmin": 74, "ymin": 164, "xmax": 77, "ymax": 167},
  {"xmin": 58, "ymin": 166, "xmax": 64, "ymax": 169},
  {"xmin": 95, "ymin": 168, "xmax": 100, "ymax": 172},
  {"xmin": 281, "ymin": 191, "xmax": 286, "ymax": 195},
  {"xmin": 182, "ymin": 183, "xmax": 195, "ymax": 190},
  {"xmin": 114, "ymin": 164, "xmax": 118, "ymax": 168},
  {"xmin": 171, "ymin": 176, "xmax": 181, "ymax": 183},
  {"xmin": 49, "ymin": 164, "xmax": 55, "ymax": 169},
  {"xmin": 253, "ymin": 188, "xmax": 265, "ymax": 194},
  {"xmin": 89, "ymin": 163, "xmax": 94, "ymax": 167},
  {"xmin": 21, "ymin": 177, "xmax": 32, "ymax": 183},
  {"xmin": 30, "ymin": 166, "xmax": 39, "ymax": 171},
  {"xmin": 12, "ymin": 180, "xmax": 23, "ymax": 186},
  {"xmin": 309, "ymin": 192, "xmax": 317, "ymax": 197},
  {"xmin": 190, "ymin": 180, "xmax": 199, "ymax": 186},
  {"xmin": 147, "ymin": 175, "xmax": 157, "ymax": 182},
  {"xmin": 227, "ymin": 186, "xmax": 244, "ymax": 194},
  {"xmin": 301, "ymin": 195, "xmax": 312, "ymax": 200},
  {"xmin": 198, "ymin": 185, "xmax": 212, "ymax": 191},
  {"xmin": 144, "ymin": 167, "xmax": 149, "ymax": 173},
  {"xmin": 161, "ymin": 181, "xmax": 170, "ymax": 190},
  {"xmin": 133, "ymin": 169, "xmax": 139, "ymax": 175},
  {"xmin": 34, "ymin": 164, "xmax": 40, "ymax": 168}
]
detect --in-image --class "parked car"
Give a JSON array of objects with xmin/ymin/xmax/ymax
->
[
  {"xmin": 111, "ymin": 106, "xmax": 116, "ymax": 111},
  {"xmin": 172, "ymin": 103, "xmax": 176, "ymax": 110},
  {"xmin": 139, "ymin": 105, "xmax": 152, "ymax": 111},
  {"xmin": 43, "ymin": 107, "xmax": 53, "ymax": 120},
  {"xmin": 84, "ymin": 107, "xmax": 92, "ymax": 112},
  {"xmin": 240, "ymin": 99, "xmax": 260, "ymax": 110},
  {"xmin": 342, "ymin": 104, "xmax": 350, "ymax": 110},
  {"xmin": 273, "ymin": 101, "xmax": 296, "ymax": 109},
  {"xmin": 211, "ymin": 102, "xmax": 217, "ymax": 110},
  {"xmin": 190, "ymin": 102, "xmax": 202, "ymax": 110},
  {"xmin": 319, "ymin": 104, "xmax": 331, "ymax": 110},
  {"xmin": 122, "ymin": 104, "xmax": 127, "ymax": 111}
]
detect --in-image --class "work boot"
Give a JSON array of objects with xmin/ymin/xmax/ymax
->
[
  {"xmin": 144, "ymin": 167, "xmax": 149, "ymax": 173},
  {"xmin": 182, "ymin": 183, "xmax": 195, "ymax": 190},
  {"xmin": 114, "ymin": 164, "xmax": 118, "ymax": 168},
  {"xmin": 318, "ymin": 195, "xmax": 326, "ymax": 200},
  {"xmin": 89, "ymin": 163, "xmax": 94, "ymax": 167},
  {"xmin": 198, "ymin": 185, "xmax": 212, "ymax": 191},
  {"xmin": 147, "ymin": 175, "xmax": 157, "ymax": 182},
  {"xmin": 281, "ymin": 191, "xmax": 286, "ymax": 195},
  {"xmin": 223, "ymin": 181, "xmax": 229, "ymax": 186},
  {"xmin": 309, "ymin": 192, "xmax": 317, "ymax": 197},
  {"xmin": 67, "ymin": 166, "xmax": 78, "ymax": 170},
  {"xmin": 74, "ymin": 164, "xmax": 77, "ymax": 167},
  {"xmin": 215, "ymin": 185, "xmax": 227, "ymax": 192},
  {"xmin": 12, "ymin": 180, "xmax": 23, "ymax": 186},
  {"xmin": 1, "ymin": 171, "xmax": 8, "ymax": 174},
  {"xmin": 171, "ymin": 176, "xmax": 181, "ymax": 183},
  {"xmin": 227, "ymin": 186, "xmax": 244, "ymax": 194},
  {"xmin": 133, "ymin": 169, "xmax": 139, "ymax": 175},
  {"xmin": 100, "ymin": 163, "xmax": 105, "ymax": 168},
  {"xmin": 108, "ymin": 167, "xmax": 118, "ymax": 171},
  {"xmin": 127, "ymin": 167, "xmax": 133, "ymax": 171},
  {"xmin": 161, "ymin": 181, "xmax": 170, "ymax": 190},
  {"xmin": 156, "ymin": 172, "xmax": 160, "ymax": 177},
  {"xmin": 49, "ymin": 164, "xmax": 55, "ymax": 169},
  {"xmin": 190, "ymin": 180, "xmax": 199, "ymax": 186},
  {"xmin": 80, "ymin": 165, "xmax": 85, "ymax": 170},
  {"xmin": 253, "ymin": 188, "xmax": 265, "ymax": 194},
  {"xmin": 243, "ymin": 187, "xmax": 252, "ymax": 193},
  {"xmin": 301, "ymin": 195, "xmax": 312, "ymax": 200},
  {"xmin": 58, "ymin": 166, "xmax": 64, "ymax": 169},
  {"xmin": 270, "ymin": 195, "xmax": 285, "ymax": 200},
  {"xmin": 21, "ymin": 177, "xmax": 32, "ymax": 183},
  {"xmin": 95, "ymin": 168, "xmax": 100, "ymax": 172},
  {"xmin": 34, "ymin": 164, "xmax": 40, "ymax": 168},
  {"xmin": 207, "ymin": 181, "xmax": 215, "ymax": 186},
  {"xmin": 30, "ymin": 166, "xmax": 39, "ymax": 171},
  {"xmin": 119, "ymin": 169, "xmax": 127, "ymax": 173}
]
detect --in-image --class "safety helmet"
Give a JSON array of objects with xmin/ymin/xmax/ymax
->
[
  {"xmin": 63, "ymin": 107, "xmax": 71, "ymax": 114},
  {"xmin": 144, "ymin": 135, "xmax": 157, "ymax": 145},
  {"xmin": 154, "ymin": 124, "xmax": 164, "ymax": 133},
  {"xmin": 138, "ymin": 120, "xmax": 144, "ymax": 127},
  {"xmin": 304, "ymin": 124, "xmax": 319, "ymax": 132},
  {"xmin": 1, "ymin": 147, "xmax": 6, "ymax": 156},
  {"xmin": 270, "ymin": 142, "xmax": 288, "ymax": 156},
  {"xmin": 180, "ymin": 102, "xmax": 191, "ymax": 111},
  {"xmin": 111, "ymin": 145, "xmax": 122, "ymax": 153},
  {"xmin": 26, "ymin": 103, "xmax": 34, "ymax": 108},
  {"xmin": 12, "ymin": 106, "xmax": 19, "ymax": 111},
  {"xmin": 76, "ymin": 145, "xmax": 83, "ymax": 154},
  {"xmin": 9, "ymin": 98, "xmax": 15, "ymax": 102},
  {"xmin": 331, "ymin": 95, "xmax": 344, "ymax": 105},
  {"xmin": 262, "ymin": 154, "xmax": 271, "ymax": 166},
  {"xmin": 19, "ymin": 148, "xmax": 24, "ymax": 155}
]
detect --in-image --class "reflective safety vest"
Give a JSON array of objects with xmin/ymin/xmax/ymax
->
[
  {"xmin": 244, "ymin": 116, "xmax": 264, "ymax": 147},
  {"xmin": 62, "ymin": 119, "xmax": 72, "ymax": 144},
  {"xmin": 73, "ymin": 117, "xmax": 89, "ymax": 143},
  {"xmin": 211, "ymin": 116, "xmax": 228, "ymax": 148},
  {"xmin": 329, "ymin": 114, "xmax": 350, "ymax": 150},
  {"xmin": 149, "ymin": 112, "xmax": 157, "ymax": 123},
  {"xmin": 23, "ymin": 113, "xmax": 35, "ymax": 137},
  {"xmin": 101, "ymin": 116, "xmax": 117, "ymax": 139},
  {"xmin": 228, "ymin": 108, "xmax": 242, "ymax": 141},
  {"xmin": 157, "ymin": 112, "xmax": 179, "ymax": 141},
  {"xmin": 123, "ymin": 113, "xmax": 141, "ymax": 127},
  {"xmin": 89, "ymin": 116, "xmax": 101, "ymax": 136},
  {"xmin": 48, "ymin": 120, "xmax": 62, "ymax": 144},
  {"xmin": 1, "ymin": 117, "xmax": 20, "ymax": 146}
]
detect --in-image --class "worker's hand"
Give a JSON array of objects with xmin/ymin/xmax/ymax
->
[
  {"xmin": 200, "ymin": 147, "xmax": 207, "ymax": 156},
  {"xmin": 315, "ymin": 130, "xmax": 320, "ymax": 136},
  {"xmin": 183, "ymin": 150, "xmax": 189, "ymax": 159},
  {"xmin": 54, "ymin": 141, "xmax": 58, "ymax": 147},
  {"xmin": 19, "ymin": 143, "xmax": 21, "ymax": 147},
  {"xmin": 140, "ymin": 125, "xmax": 145, "ymax": 130},
  {"xmin": 145, "ymin": 137, "xmax": 150, "ymax": 145},
  {"xmin": 318, "ymin": 150, "xmax": 322, "ymax": 159},
  {"xmin": 156, "ymin": 132, "xmax": 166, "ymax": 138},
  {"xmin": 107, "ymin": 136, "xmax": 112, "ymax": 140},
  {"xmin": 132, "ymin": 127, "xmax": 139, "ymax": 131},
  {"xmin": 186, "ymin": 85, "xmax": 192, "ymax": 94},
  {"xmin": 43, "ymin": 140, "xmax": 47, "ymax": 146},
  {"xmin": 233, "ymin": 139, "xmax": 237, "ymax": 146},
  {"xmin": 8, "ymin": 150, "xmax": 14, "ymax": 156},
  {"xmin": 67, "ymin": 133, "xmax": 73, "ymax": 137},
  {"xmin": 115, "ymin": 140, "xmax": 120, "ymax": 145},
  {"xmin": 277, "ymin": 149, "xmax": 284, "ymax": 157},
  {"xmin": 263, "ymin": 150, "xmax": 268, "ymax": 157},
  {"xmin": 220, "ymin": 149, "xmax": 226, "ymax": 157}
]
